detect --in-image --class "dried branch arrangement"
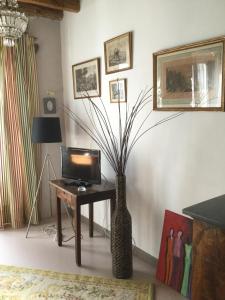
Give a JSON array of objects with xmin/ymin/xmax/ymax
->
[{"xmin": 64, "ymin": 88, "xmax": 183, "ymax": 176}]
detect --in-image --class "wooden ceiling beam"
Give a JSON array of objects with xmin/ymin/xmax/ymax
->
[
  {"xmin": 19, "ymin": 3, "xmax": 63, "ymax": 20},
  {"xmin": 18, "ymin": 0, "xmax": 80, "ymax": 13}
]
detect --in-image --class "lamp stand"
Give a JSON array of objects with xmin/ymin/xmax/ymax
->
[{"xmin": 25, "ymin": 152, "xmax": 56, "ymax": 238}]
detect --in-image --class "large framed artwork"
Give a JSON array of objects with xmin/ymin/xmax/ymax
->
[
  {"xmin": 104, "ymin": 32, "xmax": 132, "ymax": 74},
  {"xmin": 72, "ymin": 57, "xmax": 101, "ymax": 99},
  {"xmin": 109, "ymin": 79, "xmax": 127, "ymax": 103},
  {"xmin": 153, "ymin": 36, "xmax": 225, "ymax": 111},
  {"xmin": 156, "ymin": 210, "xmax": 193, "ymax": 298}
]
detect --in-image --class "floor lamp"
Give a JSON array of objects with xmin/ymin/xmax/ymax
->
[{"xmin": 26, "ymin": 117, "xmax": 62, "ymax": 238}]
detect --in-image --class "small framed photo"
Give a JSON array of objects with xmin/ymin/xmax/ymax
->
[
  {"xmin": 43, "ymin": 97, "xmax": 56, "ymax": 114},
  {"xmin": 72, "ymin": 57, "xmax": 101, "ymax": 99},
  {"xmin": 109, "ymin": 79, "xmax": 127, "ymax": 103},
  {"xmin": 153, "ymin": 36, "xmax": 225, "ymax": 111},
  {"xmin": 104, "ymin": 32, "xmax": 132, "ymax": 74}
]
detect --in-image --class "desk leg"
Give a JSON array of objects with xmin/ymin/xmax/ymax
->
[
  {"xmin": 89, "ymin": 203, "xmax": 94, "ymax": 238},
  {"xmin": 56, "ymin": 196, "xmax": 62, "ymax": 246},
  {"xmin": 110, "ymin": 197, "xmax": 116, "ymax": 252},
  {"xmin": 75, "ymin": 203, "xmax": 81, "ymax": 266}
]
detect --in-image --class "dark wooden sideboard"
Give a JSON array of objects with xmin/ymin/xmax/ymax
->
[{"xmin": 183, "ymin": 194, "xmax": 225, "ymax": 300}]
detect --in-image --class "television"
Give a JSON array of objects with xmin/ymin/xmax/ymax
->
[{"xmin": 61, "ymin": 146, "xmax": 101, "ymax": 186}]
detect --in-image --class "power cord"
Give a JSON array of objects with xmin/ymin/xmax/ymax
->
[
  {"xmin": 101, "ymin": 172, "xmax": 109, "ymax": 184},
  {"xmin": 132, "ymin": 236, "xmax": 136, "ymax": 249},
  {"xmin": 42, "ymin": 201, "xmax": 83, "ymax": 242},
  {"xmin": 44, "ymin": 170, "xmax": 111, "ymax": 242},
  {"xmin": 100, "ymin": 172, "xmax": 111, "ymax": 240}
]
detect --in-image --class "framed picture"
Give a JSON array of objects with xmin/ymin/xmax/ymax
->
[
  {"xmin": 43, "ymin": 97, "xmax": 56, "ymax": 114},
  {"xmin": 156, "ymin": 210, "xmax": 193, "ymax": 298},
  {"xmin": 109, "ymin": 79, "xmax": 127, "ymax": 103},
  {"xmin": 153, "ymin": 36, "xmax": 225, "ymax": 111},
  {"xmin": 72, "ymin": 57, "xmax": 101, "ymax": 99},
  {"xmin": 104, "ymin": 32, "xmax": 132, "ymax": 74}
]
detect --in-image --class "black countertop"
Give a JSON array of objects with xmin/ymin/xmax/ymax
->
[{"xmin": 183, "ymin": 194, "xmax": 225, "ymax": 229}]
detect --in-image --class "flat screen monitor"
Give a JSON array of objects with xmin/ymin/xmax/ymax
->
[{"xmin": 61, "ymin": 146, "xmax": 101, "ymax": 185}]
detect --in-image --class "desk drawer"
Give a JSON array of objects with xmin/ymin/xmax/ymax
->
[{"xmin": 57, "ymin": 189, "xmax": 75, "ymax": 209}]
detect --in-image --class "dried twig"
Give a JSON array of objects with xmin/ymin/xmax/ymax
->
[{"xmin": 64, "ymin": 88, "xmax": 183, "ymax": 175}]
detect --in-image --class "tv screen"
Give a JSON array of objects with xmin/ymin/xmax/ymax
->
[{"xmin": 61, "ymin": 146, "xmax": 101, "ymax": 185}]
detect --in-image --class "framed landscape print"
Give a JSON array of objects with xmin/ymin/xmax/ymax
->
[
  {"xmin": 104, "ymin": 32, "xmax": 132, "ymax": 74},
  {"xmin": 153, "ymin": 36, "xmax": 225, "ymax": 111},
  {"xmin": 72, "ymin": 57, "xmax": 101, "ymax": 99},
  {"xmin": 109, "ymin": 79, "xmax": 127, "ymax": 103}
]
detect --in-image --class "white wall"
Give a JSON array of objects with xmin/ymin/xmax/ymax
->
[
  {"xmin": 60, "ymin": 0, "xmax": 225, "ymax": 258},
  {"xmin": 29, "ymin": 18, "xmax": 64, "ymax": 219}
]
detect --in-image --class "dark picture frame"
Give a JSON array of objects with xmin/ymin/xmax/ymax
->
[
  {"xmin": 104, "ymin": 32, "xmax": 132, "ymax": 74},
  {"xmin": 72, "ymin": 57, "xmax": 101, "ymax": 99},
  {"xmin": 153, "ymin": 36, "xmax": 225, "ymax": 111},
  {"xmin": 109, "ymin": 78, "xmax": 127, "ymax": 103},
  {"xmin": 43, "ymin": 97, "xmax": 57, "ymax": 114}
]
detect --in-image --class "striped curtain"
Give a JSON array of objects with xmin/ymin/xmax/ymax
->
[{"xmin": 0, "ymin": 35, "xmax": 40, "ymax": 229}]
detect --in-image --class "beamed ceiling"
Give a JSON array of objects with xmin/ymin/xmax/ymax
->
[{"xmin": 18, "ymin": 0, "xmax": 80, "ymax": 20}]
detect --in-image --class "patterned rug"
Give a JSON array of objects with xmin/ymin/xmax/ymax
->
[{"xmin": 0, "ymin": 265, "xmax": 153, "ymax": 299}]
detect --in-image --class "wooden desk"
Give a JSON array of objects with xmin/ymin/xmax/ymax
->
[{"xmin": 50, "ymin": 179, "xmax": 116, "ymax": 266}]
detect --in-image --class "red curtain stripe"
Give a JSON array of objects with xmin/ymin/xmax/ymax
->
[{"xmin": 0, "ymin": 35, "xmax": 40, "ymax": 228}]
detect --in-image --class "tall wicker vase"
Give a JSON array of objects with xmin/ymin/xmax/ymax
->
[{"xmin": 111, "ymin": 175, "xmax": 133, "ymax": 279}]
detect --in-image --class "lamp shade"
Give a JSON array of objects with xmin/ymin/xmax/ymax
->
[{"xmin": 32, "ymin": 117, "xmax": 62, "ymax": 143}]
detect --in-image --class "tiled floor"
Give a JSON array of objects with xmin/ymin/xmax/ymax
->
[{"xmin": 0, "ymin": 218, "xmax": 185, "ymax": 300}]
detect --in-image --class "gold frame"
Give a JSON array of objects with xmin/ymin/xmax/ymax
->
[
  {"xmin": 109, "ymin": 78, "xmax": 127, "ymax": 103},
  {"xmin": 104, "ymin": 32, "xmax": 133, "ymax": 75},
  {"xmin": 72, "ymin": 57, "xmax": 101, "ymax": 99},
  {"xmin": 153, "ymin": 36, "xmax": 225, "ymax": 111}
]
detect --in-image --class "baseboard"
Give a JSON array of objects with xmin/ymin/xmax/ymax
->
[
  {"xmin": 133, "ymin": 245, "xmax": 157, "ymax": 267},
  {"xmin": 81, "ymin": 215, "xmax": 158, "ymax": 267}
]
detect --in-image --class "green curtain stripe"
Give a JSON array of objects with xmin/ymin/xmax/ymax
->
[
  {"xmin": 5, "ymin": 50, "xmax": 24, "ymax": 228},
  {"xmin": 0, "ymin": 42, "xmax": 4, "ymax": 227},
  {"xmin": 1, "ymin": 51, "xmax": 12, "ymax": 226},
  {"xmin": 14, "ymin": 36, "xmax": 39, "ymax": 224},
  {"xmin": 1, "ymin": 47, "xmax": 13, "ymax": 226},
  {"xmin": 0, "ymin": 35, "xmax": 40, "ymax": 228}
]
